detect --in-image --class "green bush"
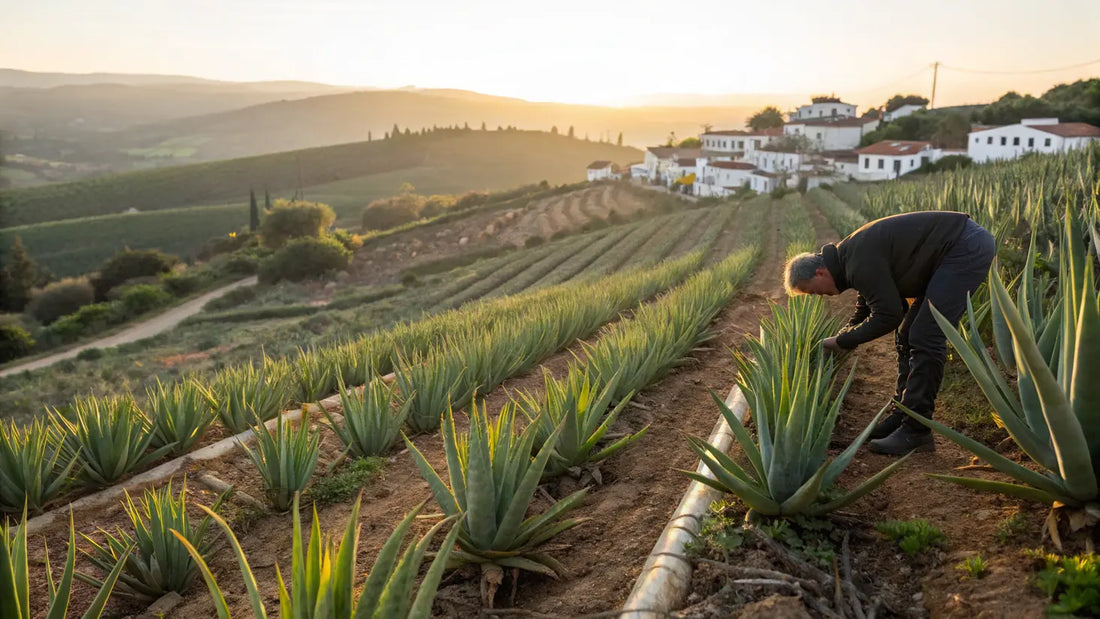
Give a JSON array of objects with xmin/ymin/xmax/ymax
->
[
  {"xmin": 330, "ymin": 228, "xmax": 363, "ymax": 252},
  {"xmin": 197, "ymin": 231, "xmax": 254, "ymax": 260},
  {"xmin": 116, "ymin": 284, "xmax": 172, "ymax": 317},
  {"xmin": 159, "ymin": 269, "xmax": 204, "ymax": 296},
  {"xmin": 259, "ymin": 200, "xmax": 336, "ymax": 249},
  {"xmin": 418, "ymin": 194, "xmax": 457, "ymax": 218},
  {"xmin": 203, "ymin": 285, "xmax": 257, "ymax": 311},
  {"xmin": 76, "ymin": 347, "xmax": 105, "ymax": 361},
  {"xmin": 258, "ymin": 236, "xmax": 352, "ymax": 284},
  {"xmin": 360, "ymin": 194, "xmax": 424, "ymax": 232},
  {"xmin": 224, "ymin": 252, "xmax": 260, "ymax": 275},
  {"xmin": 524, "ymin": 235, "xmax": 545, "ymax": 247},
  {"xmin": 92, "ymin": 248, "xmax": 179, "ymax": 300},
  {"xmin": 27, "ymin": 277, "xmax": 95, "ymax": 325},
  {"xmin": 0, "ymin": 323, "xmax": 35, "ymax": 362},
  {"xmin": 43, "ymin": 302, "xmax": 118, "ymax": 343}
]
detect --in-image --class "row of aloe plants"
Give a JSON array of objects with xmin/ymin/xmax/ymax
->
[
  {"xmin": 4, "ymin": 212, "xmax": 767, "ymax": 616},
  {"xmin": 780, "ymin": 192, "xmax": 816, "ymax": 259},
  {"xmin": 0, "ymin": 246, "xmax": 703, "ymax": 515}
]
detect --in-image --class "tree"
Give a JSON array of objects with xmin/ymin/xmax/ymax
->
[
  {"xmin": 368, "ymin": 131, "xmax": 372, "ymax": 141},
  {"xmin": 567, "ymin": 126, "xmax": 575, "ymax": 138},
  {"xmin": 0, "ymin": 236, "xmax": 42, "ymax": 312},
  {"xmin": 481, "ymin": 121, "xmax": 487, "ymax": 131},
  {"xmin": 701, "ymin": 123, "xmax": 713, "ymax": 134},
  {"xmin": 931, "ymin": 111, "xmax": 971, "ymax": 148},
  {"xmin": 678, "ymin": 137, "xmax": 701, "ymax": 148},
  {"xmin": 665, "ymin": 132, "xmax": 677, "ymax": 147},
  {"xmin": 863, "ymin": 108, "xmax": 881, "ymax": 119},
  {"xmin": 550, "ymin": 126, "xmax": 558, "ymax": 135},
  {"xmin": 616, "ymin": 132, "xmax": 623, "ymax": 146},
  {"xmin": 249, "ymin": 187, "xmax": 259, "ymax": 232},
  {"xmin": 884, "ymin": 94, "xmax": 930, "ymax": 113},
  {"xmin": 264, "ymin": 188, "xmax": 272, "ymax": 212},
  {"xmin": 748, "ymin": 106, "xmax": 785, "ymax": 131},
  {"xmin": 463, "ymin": 121, "xmax": 470, "ymax": 130},
  {"xmin": 259, "ymin": 200, "xmax": 337, "ymax": 249},
  {"xmin": 392, "ymin": 123, "xmax": 401, "ymax": 138}
]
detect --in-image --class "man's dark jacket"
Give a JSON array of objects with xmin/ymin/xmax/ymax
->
[{"xmin": 821, "ymin": 211, "xmax": 970, "ymax": 350}]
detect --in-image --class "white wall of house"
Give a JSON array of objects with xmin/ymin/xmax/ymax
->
[
  {"xmin": 630, "ymin": 163, "xmax": 649, "ymax": 179},
  {"xmin": 587, "ymin": 166, "xmax": 613, "ymax": 181},
  {"xmin": 967, "ymin": 119, "xmax": 1100, "ymax": 163},
  {"xmin": 700, "ymin": 132, "xmax": 778, "ymax": 156},
  {"xmin": 791, "ymin": 102, "xmax": 857, "ymax": 120},
  {"xmin": 750, "ymin": 150, "xmax": 803, "ymax": 173},
  {"xmin": 856, "ymin": 151, "xmax": 932, "ymax": 181},
  {"xmin": 749, "ymin": 173, "xmax": 780, "ymax": 193},
  {"xmin": 699, "ymin": 163, "xmax": 754, "ymax": 193},
  {"xmin": 883, "ymin": 104, "xmax": 926, "ymax": 122},
  {"xmin": 783, "ymin": 123, "xmax": 868, "ymax": 150}
]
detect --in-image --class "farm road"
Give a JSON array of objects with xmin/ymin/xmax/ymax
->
[{"xmin": 0, "ymin": 276, "xmax": 257, "ymax": 378}]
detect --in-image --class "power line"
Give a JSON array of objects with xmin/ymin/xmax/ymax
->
[{"xmin": 940, "ymin": 57, "xmax": 1100, "ymax": 75}]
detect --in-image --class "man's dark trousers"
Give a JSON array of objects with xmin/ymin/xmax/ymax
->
[{"xmin": 894, "ymin": 219, "xmax": 996, "ymax": 425}]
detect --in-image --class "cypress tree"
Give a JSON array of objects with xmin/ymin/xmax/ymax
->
[
  {"xmin": 567, "ymin": 126, "xmax": 575, "ymax": 138},
  {"xmin": 264, "ymin": 188, "xmax": 272, "ymax": 212},
  {"xmin": 0, "ymin": 236, "xmax": 39, "ymax": 312},
  {"xmin": 617, "ymin": 132, "xmax": 623, "ymax": 146},
  {"xmin": 249, "ymin": 187, "xmax": 260, "ymax": 232}
]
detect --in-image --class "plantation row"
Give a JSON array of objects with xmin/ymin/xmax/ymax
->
[
  {"xmin": 0, "ymin": 245, "xmax": 708, "ymax": 513},
  {"xmin": 1, "ymin": 200, "xmax": 768, "ymax": 616}
]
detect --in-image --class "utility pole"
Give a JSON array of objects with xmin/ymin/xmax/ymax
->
[{"xmin": 930, "ymin": 61, "xmax": 940, "ymax": 109}]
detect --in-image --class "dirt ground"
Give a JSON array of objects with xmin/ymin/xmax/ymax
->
[{"xmin": 349, "ymin": 184, "xmax": 652, "ymax": 288}]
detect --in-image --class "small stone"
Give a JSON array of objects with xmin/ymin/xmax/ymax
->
[
  {"xmin": 458, "ymin": 236, "xmax": 469, "ymax": 246},
  {"xmin": 144, "ymin": 592, "xmax": 183, "ymax": 617},
  {"xmin": 912, "ymin": 592, "xmax": 924, "ymax": 602}
]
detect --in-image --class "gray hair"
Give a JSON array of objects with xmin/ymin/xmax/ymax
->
[{"xmin": 784, "ymin": 252, "xmax": 824, "ymax": 294}]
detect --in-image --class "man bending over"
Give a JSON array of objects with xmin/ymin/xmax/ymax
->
[{"xmin": 784, "ymin": 211, "xmax": 996, "ymax": 455}]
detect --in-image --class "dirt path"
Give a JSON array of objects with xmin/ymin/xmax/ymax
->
[{"xmin": 0, "ymin": 277, "xmax": 257, "ymax": 378}]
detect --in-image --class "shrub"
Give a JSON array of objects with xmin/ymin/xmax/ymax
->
[
  {"xmin": 400, "ymin": 271, "xmax": 421, "ymax": 287},
  {"xmin": 360, "ymin": 194, "xmax": 424, "ymax": 231},
  {"xmin": 524, "ymin": 235, "xmax": 545, "ymax": 247},
  {"xmin": 330, "ymin": 228, "xmax": 363, "ymax": 252},
  {"xmin": 203, "ymin": 285, "xmax": 257, "ymax": 311},
  {"xmin": 76, "ymin": 347, "xmax": 104, "ymax": 361},
  {"xmin": 258, "ymin": 236, "xmax": 352, "ymax": 284},
  {"xmin": 419, "ymin": 194, "xmax": 457, "ymax": 218},
  {"xmin": 116, "ymin": 284, "xmax": 172, "ymax": 318},
  {"xmin": 92, "ymin": 248, "xmax": 179, "ymax": 300},
  {"xmin": 454, "ymin": 190, "xmax": 490, "ymax": 210},
  {"xmin": 43, "ymin": 303, "xmax": 117, "ymax": 343},
  {"xmin": 0, "ymin": 324, "xmax": 35, "ymax": 362},
  {"xmin": 27, "ymin": 277, "xmax": 95, "ymax": 325},
  {"xmin": 259, "ymin": 200, "xmax": 336, "ymax": 249},
  {"xmin": 196, "ymin": 230, "xmax": 254, "ymax": 260},
  {"xmin": 159, "ymin": 270, "xmax": 204, "ymax": 296}
]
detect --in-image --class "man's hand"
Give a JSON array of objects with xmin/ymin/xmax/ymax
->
[{"xmin": 822, "ymin": 337, "xmax": 843, "ymax": 353}]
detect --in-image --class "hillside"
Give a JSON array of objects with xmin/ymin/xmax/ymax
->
[{"xmin": 0, "ymin": 130, "xmax": 641, "ymax": 275}]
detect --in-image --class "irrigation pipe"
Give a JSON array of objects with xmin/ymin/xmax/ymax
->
[
  {"xmin": 621, "ymin": 382, "xmax": 750, "ymax": 618},
  {"xmin": 25, "ymin": 393, "xmax": 343, "ymax": 536}
]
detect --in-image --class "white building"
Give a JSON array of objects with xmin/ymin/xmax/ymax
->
[
  {"xmin": 749, "ymin": 170, "xmax": 782, "ymax": 194},
  {"xmin": 586, "ymin": 161, "xmax": 615, "ymax": 181},
  {"xmin": 700, "ymin": 128, "xmax": 783, "ymax": 157},
  {"xmin": 668, "ymin": 157, "xmax": 698, "ymax": 185},
  {"xmin": 630, "ymin": 162, "xmax": 649, "ymax": 179},
  {"xmin": 855, "ymin": 141, "xmax": 935, "ymax": 181},
  {"xmin": 883, "ymin": 103, "xmax": 926, "ymax": 122},
  {"xmin": 644, "ymin": 147, "xmax": 702, "ymax": 182},
  {"xmin": 822, "ymin": 151, "xmax": 860, "ymax": 179},
  {"xmin": 967, "ymin": 118, "xmax": 1100, "ymax": 163},
  {"xmin": 697, "ymin": 160, "xmax": 756, "ymax": 197},
  {"xmin": 790, "ymin": 99, "xmax": 857, "ymax": 121},
  {"xmin": 784, "ymin": 117, "xmax": 881, "ymax": 151},
  {"xmin": 749, "ymin": 149, "xmax": 805, "ymax": 174}
]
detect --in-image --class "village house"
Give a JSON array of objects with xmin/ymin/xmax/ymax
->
[
  {"xmin": 749, "ymin": 148, "xmax": 805, "ymax": 174},
  {"xmin": 696, "ymin": 160, "xmax": 755, "ymax": 197},
  {"xmin": 643, "ymin": 147, "xmax": 702, "ymax": 183},
  {"xmin": 967, "ymin": 118, "xmax": 1100, "ymax": 163},
  {"xmin": 586, "ymin": 161, "xmax": 615, "ymax": 181},
  {"xmin": 700, "ymin": 128, "xmax": 782, "ymax": 158},
  {"xmin": 883, "ymin": 103, "xmax": 926, "ymax": 122},
  {"xmin": 749, "ymin": 170, "xmax": 782, "ymax": 194},
  {"xmin": 855, "ymin": 140, "xmax": 936, "ymax": 181},
  {"xmin": 789, "ymin": 98, "xmax": 857, "ymax": 121},
  {"xmin": 784, "ymin": 116, "xmax": 881, "ymax": 151},
  {"xmin": 667, "ymin": 157, "xmax": 698, "ymax": 186}
]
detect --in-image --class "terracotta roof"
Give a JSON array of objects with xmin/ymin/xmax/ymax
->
[
  {"xmin": 701, "ymin": 150, "xmax": 745, "ymax": 159},
  {"xmin": 788, "ymin": 117, "xmax": 877, "ymax": 128},
  {"xmin": 856, "ymin": 140, "xmax": 932, "ymax": 156},
  {"xmin": 675, "ymin": 158, "xmax": 697, "ymax": 167},
  {"xmin": 586, "ymin": 160, "xmax": 612, "ymax": 170},
  {"xmin": 646, "ymin": 147, "xmax": 703, "ymax": 159},
  {"xmin": 708, "ymin": 161, "xmax": 755, "ymax": 170},
  {"xmin": 752, "ymin": 170, "xmax": 781, "ymax": 178},
  {"xmin": 1031, "ymin": 122, "xmax": 1100, "ymax": 138}
]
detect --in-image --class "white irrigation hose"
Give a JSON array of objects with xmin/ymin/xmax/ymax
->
[
  {"xmin": 25, "ymin": 394, "xmax": 344, "ymax": 536},
  {"xmin": 621, "ymin": 383, "xmax": 750, "ymax": 618}
]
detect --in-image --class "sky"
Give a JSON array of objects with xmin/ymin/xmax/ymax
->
[{"xmin": 5, "ymin": 0, "xmax": 1100, "ymax": 108}]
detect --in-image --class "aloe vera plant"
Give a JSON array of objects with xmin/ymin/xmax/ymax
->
[
  {"xmin": 295, "ymin": 346, "xmax": 338, "ymax": 405},
  {"xmin": 0, "ymin": 418, "xmax": 77, "ymax": 514},
  {"xmin": 685, "ymin": 297, "xmax": 909, "ymax": 516},
  {"xmin": 325, "ymin": 377, "xmax": 412, "ymax": 457},
  {"xmin": 175, "ymin": 494, "xmax": 460, "ymax": 618},
  {"xmin": 240, "ymin": 413, "xmax": 321, "ymax": 511},
  {"xmin": 405, "ymin": 402, "xmax": 587, "ymax": 605},
  {"xmin": 515, "ymin": 367, "xmax": 646, "ymax": 478},
  {"xmin": 146, "ymin": 377, "xmax": 217, "ymax": 456},
  {"xmin": 393, "ymin": 350, "xmax": 471, "ymax": 434},
  {"xmin": 214, "ymin": 360, "xmax": 293, "ymax": 433},
  {"xmin": 913, "ymin": 212, "xmax": 1100, "ymax": 507},
  {"xmin": 2, "ymin": 509, "xmax": 129, "ymax": 619},
  {"xmin": 80, "ymin": 480, "xmax": 229, "ymax": 600},
  {"xmin": 52, "ymin": 395, "xmax": 174, "ymax": 488}
]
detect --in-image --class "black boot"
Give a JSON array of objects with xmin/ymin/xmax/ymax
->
[
  {"xmin": 867, "ymin": 425, "xmax": 935, "ymax": 455},
  {"xmin": 870, "ymin": 407, "xmax": 905, "ymax": 440}
]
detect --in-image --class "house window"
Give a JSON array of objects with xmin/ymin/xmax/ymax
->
[
  {"xmin": 987, "ymin": 137, "xmax": 992, "ymax": 144},
  {"xmin": 1013, "ymin": 137, "xmax": 1020, "ymax": 146},
  {"xmin": 974, "ymin": 137, "xmax": 979, "ymax": 144},
  {"xmin": 1045, "ymin": 138, "xmax": 1052, "ymax": 147},
  {"xmin": 1028, "ymin": 137, "xmax": 1034, "ymax": 147},
  {"xmin": 816, "ymin": 132, "xmax": 823, "ymax": 140},
  {"xmin": 877, "ymin": 159, "xmax": 884, "ymax": 169},
  {"xmin": 910, "ymin": 159, "xmax": 916, "ymax": 167},
  {"xmin": 1001, "ymin": 137, "xmax": 1007, "ymax": 146},
  {"xmin": 863, "ymin": 158, "xmax": 870, "ymax": 169}
]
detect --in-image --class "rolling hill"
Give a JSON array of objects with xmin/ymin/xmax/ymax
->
[{"xmin": 0, "ymin": 130, "xmax": 641, "ymax": 276}]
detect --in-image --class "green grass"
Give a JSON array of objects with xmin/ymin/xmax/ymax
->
[
  {"xmin": 875, "ymin": 519, "xmax": 947, "ymax": 556},
  {"xmin": 305, "ymin": 457, "xmax": 385, "ymax": 506}
]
